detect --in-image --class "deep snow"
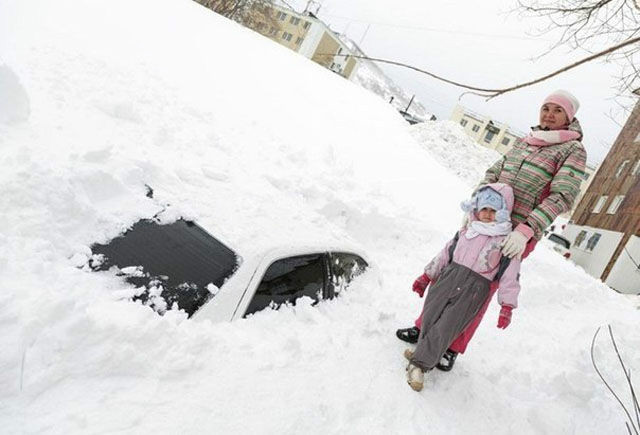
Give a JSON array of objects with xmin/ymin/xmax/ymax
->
[{"xmin": 1, "ymin": 0, "xmax": 639, "ymax": 434}]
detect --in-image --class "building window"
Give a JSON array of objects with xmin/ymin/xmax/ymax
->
[
  {"xmin": 282, "ymin": 32, "xmax": 293, "ymax": 41},
  {"xmin": 607, "ymin": 195, "xmax": 625, "ymax": 214},
  {"xmin": 592, "ymin": 195, "xmax": 608, "ymax": 213},
  {"xmin": 484, "ymin": 131, "xmax": 496, "ymax": 143},
  {"xmin": 632, "ymin": 160, "xmax": 640, "ymax": 176},
  {"xmin": 302, "ymin": 21, "xmax": 311, "ymax": 29},
  {"xmin": 295, "ymin": 36, "xmax": 304, "ymax": 45},
  {"xmin": 276, "ymin": 11, "xmax": 287, "ymax": 21},
  {"xmin": 574, "ymin": 230, "xmax": 587, "ymax": 248},
  {"xmin": 615, "ymin": 160, "xmax": 630, "ymax": 178},
  {"xmin": 290, "ymin": 16, "xmax": 300, "ymax": 25},
  {"xmin": 460, "ymin": 119, "xmax": 468, "ymax": 127},
  {"xmin": 586, "ymin": 233, "xmax": 601, "ymax": 252},
  {"xmin": 501, "ymin": 137, "xmax": 510, "ymax": 146},
  {"xmin": 471, "ymin": 124, "xmax": 480, "ymax": 132}
]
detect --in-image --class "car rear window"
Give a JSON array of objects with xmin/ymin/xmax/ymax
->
[
  {"xmin": 89, "ymin": 219, "xmax": 240, "ymax": 317},
  {"xmin": 548, "ymin": 234, "xmax": 570, "ymax": 249}
]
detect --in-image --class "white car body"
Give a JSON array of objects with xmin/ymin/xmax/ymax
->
[
  {"xmin": 194, "ymin": 243, "xmax": 377, "ymax": 322},
  {"xmin": 542, "ymin": 233, "xmax": 571, "ymax": 259},
  {"xmin": 90, "ymin": 217, "xmax": 377, "ymax": 322}
]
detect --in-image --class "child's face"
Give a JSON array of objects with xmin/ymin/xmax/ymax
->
[{"xmin": 477, "ymin": 207, "xmax": 496, "ymax": 223}]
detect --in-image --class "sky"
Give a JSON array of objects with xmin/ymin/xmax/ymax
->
[{"xmin": 285, "ymin": 0, "xmax": 631, "ymax": 166}]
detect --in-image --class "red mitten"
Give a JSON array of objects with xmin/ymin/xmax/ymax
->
[
  {"xmin": 412, "ymin": 273, "xmax": 431, "ymax": 297},
  {"xmin": 497, "ymin": 305, "xmax": 513, "ymax": 329}
]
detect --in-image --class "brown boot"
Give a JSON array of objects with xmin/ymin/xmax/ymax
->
[
  {"xmin": 403, "ymin": 348, "xmax": 414, "ymax": 361},
  {"xmin": 406, "ymin": 363, "xmax": 424, "ymax": 391}
]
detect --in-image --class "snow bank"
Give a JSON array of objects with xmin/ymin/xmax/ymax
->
[
  {"xmin": 409, "ymin": 120, "xmax": 502, "ymax": 186},
  {"xmin": 1, "ymin": 0, "xmax": 638, "ymax": 433}
]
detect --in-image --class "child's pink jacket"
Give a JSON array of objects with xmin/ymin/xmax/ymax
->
[{"xmin": 423, "ymin": 183, "xmax": 522, "ymax": 308}]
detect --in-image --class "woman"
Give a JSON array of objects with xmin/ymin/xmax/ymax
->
[{"xmin": 397, "ymin": 90, "xmax": 587, "ymax": 370}]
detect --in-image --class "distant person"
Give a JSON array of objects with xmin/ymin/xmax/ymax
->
[
  {"xmin": 404, "ymin": 184, "xmax": 521, "ymax": 391},
  {"xmin": 397, "ymin": 90, "xmax": 587, "ymax": 371}
]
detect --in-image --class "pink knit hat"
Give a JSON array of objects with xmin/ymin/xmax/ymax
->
[{"xmin": 543, "ymin": 90, "xmax": 580, "ymax": 121}]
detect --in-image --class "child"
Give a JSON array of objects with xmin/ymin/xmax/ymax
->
[{"xmin": 405, "ymin": 183, "xmax": 522, "ymax": 391}]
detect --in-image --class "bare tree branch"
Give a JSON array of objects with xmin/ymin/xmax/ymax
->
[
  {"xmin": 324, "ymin": 36, "xmax": 640, "ymax": 99},
  {"xmin": 517, "ymin": 0, "xmax": 640, "ymax": 99},
  {"xmin": 591, "ymin": 326, "xmax": 640, "ymax": 435},
  {"xmin": 608, "ymin": 325, "xmax": 640, "ymax": 430}
]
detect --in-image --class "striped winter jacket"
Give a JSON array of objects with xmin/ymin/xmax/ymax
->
[{"xmin": 481, "ymin": 118, "xmax": 587, "ymax": 240}]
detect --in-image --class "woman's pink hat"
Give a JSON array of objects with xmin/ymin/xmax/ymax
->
[{"xmin": 543, "ymin": 90, "xmax": 580, "ymax": 121}]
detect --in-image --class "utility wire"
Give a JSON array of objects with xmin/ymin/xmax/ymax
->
[
  {"xmin": 321, "ymin": 13, "xmax": 547, "ymax": 41},
  {"xmin": 320, "ymin": 36, "xmax": 640, "ymax": 99},
  {"xmin": 624, "ymin": 246, "xmax": 640, "ymax": 269}
]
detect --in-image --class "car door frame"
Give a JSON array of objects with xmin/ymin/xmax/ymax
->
[
  {"xmin": 231, "ymin": 248, "xmax": 332, "ymax": 320},
  {"xmin": 326, "ymin": 251, "xmax": 369, "ymax": 299}
]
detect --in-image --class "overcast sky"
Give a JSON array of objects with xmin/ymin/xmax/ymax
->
[{"xmin": 285, "ymin": 0, "xmax": 631, "ymax": 166}]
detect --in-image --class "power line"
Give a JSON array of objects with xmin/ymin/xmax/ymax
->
[
  {"xmin": 624, "ymin": 246, "xmax": 640, "ymax": 269},
  {"xmin": 322, "ymin": 13, "xmax": 548, "ymax": 42}
]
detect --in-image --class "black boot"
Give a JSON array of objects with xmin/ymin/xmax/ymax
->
[
  {"xmin": 396, "ymin": 326, "xmax": 420, "ymax": 344},
  {"xmin": 435, "ymin": 349, "xmax": 458, "ymax": 372}
]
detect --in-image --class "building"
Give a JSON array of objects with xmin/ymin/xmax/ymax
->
[
  {"xmin": 451, "ymin": 104, "xmax": 596, "ymax": 215},
  {"xmin": 197, "ymin": 0, "xmax": 359, "ymax": 80},
  {"xmin": 450, "ymin": 105, "xmax": 525, "ymax": 155},
  {"xmin": 569, "ymin": 162, "xmax": 598, "ymax": 216},
  {"xmin": 563, "ymin": 96, "xmax": 640, "ymax": 294}
]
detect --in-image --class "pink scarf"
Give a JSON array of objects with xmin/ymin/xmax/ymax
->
[{"xmin": 522, "ymin": 129, "xmax": 581, "ymax": 146}]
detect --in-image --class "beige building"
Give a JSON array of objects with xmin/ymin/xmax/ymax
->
[
  {"xmin": 450, "ymin": 104, "xmax": 524, "ymax": 155},
  {"xmin": 239, "ymin": 3, "xmax": 358, "ymax": 80},
  {"xmin": 451, "ymin": 104, "xmax": 596, "ymax": 215}
]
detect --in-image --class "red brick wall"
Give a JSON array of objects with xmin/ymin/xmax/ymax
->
[{"xmin": 571, "ymin": 100, "xmax": 640, "ymax": 234}]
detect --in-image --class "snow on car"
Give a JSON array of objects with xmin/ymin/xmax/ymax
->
[{"xmin": 88, "ymin": 217, "xmax": 373, "ymax": 321}]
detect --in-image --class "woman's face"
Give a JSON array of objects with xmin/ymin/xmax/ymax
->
[{"xmin": 539, "ymin": 103, "xmax": 569, "ymax": 130}]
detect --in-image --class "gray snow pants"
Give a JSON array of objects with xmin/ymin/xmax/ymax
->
[{"xmin": 410, "ymin": 262, "xmax": 491, "ymax": 371}]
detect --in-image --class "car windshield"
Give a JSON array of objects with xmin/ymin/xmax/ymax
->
[
  {"xmin": 89, "ymin": 219, "xmax": 240, "ymax": 317},
  {"xmin": 548, "ymin": 234, "xmax": 570, "ymax": 249}
]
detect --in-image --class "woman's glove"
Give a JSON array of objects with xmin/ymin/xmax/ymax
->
[
  {"xmin": 412, "ymin": 273, "xmax": 431, "ymax": 297},
  {"xmin": 501, "ymin": 224, "xmax": 534, "ymax": 259},
  {"xmin": 497, "ymin": 305, "xmax": 513, "ymax": 329}
]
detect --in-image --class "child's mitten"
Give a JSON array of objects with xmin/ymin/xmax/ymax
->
[
  {"xmin": 412, "ymin": 273, "xmax": 431, "ymax": 297},
  {"xmin": 497, "ymin": 305, "xmax": 513, "ymax": 329}
]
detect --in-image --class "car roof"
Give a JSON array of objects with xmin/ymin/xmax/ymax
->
[{"xmin": 145, "ymin": 186, "xmax": 367, "ymax": 261}]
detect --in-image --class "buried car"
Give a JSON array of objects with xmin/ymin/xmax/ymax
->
[
  {"xmin": 542, "ymin": 232, "xmax": 572, "ymax": 259},
  {"xmin": 88, "ymin": 218, "xmax": 372, "ymax": 321}
]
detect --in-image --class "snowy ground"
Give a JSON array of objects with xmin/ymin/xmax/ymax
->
[
  {"xmin": 408, "ymin": 121, "xmax": 502, "ymax": 187},
  {"xmin": 1, "ymin": 0, "xmax": 639, "ymax": 434}
]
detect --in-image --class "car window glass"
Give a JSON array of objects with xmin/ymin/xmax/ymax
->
[
  {"xmin": 244, "ymin": 254, "xmax": 326, "ymax": 317},
  {"xmin": 548, "ymin": 234, "xmax": 570, "ymax": 249},
  {"xmin": 89, "ymin": 219, "xmax": 240, "ymax": 317},
  {"xmin": 329, "ymin": 252, "xmax": 368, "ymax": 297}
]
